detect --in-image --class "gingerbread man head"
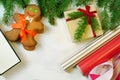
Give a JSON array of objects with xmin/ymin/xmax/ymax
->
[{"xmin": 24, "ymin": 4, "xmax": 41, "ymax": 21}]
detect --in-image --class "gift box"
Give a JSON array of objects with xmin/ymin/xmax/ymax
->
[{"xmin": 64, "ymin": 5, "xmax": 103, "ymax": 42}]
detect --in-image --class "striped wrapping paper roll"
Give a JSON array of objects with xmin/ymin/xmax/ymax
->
[
  {"xmin": 77, "ymin": 34, "xmax": 120, "ymax": 75},
  {"xmin": 87, "ymin": 55, "xmax": 120, "ymax": 80},
  {"xmin": 111, "ymin": 55, "xmax": 120, "ymax": 80}
]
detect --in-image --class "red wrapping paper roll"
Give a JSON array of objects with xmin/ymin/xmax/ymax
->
[
  {"xmin": 116, "ymin": 73, "xmax": 120, "ymax": 80},
  {"xmin": 77, "ymin": 35, "xmax": 120, "ymax": 75}
]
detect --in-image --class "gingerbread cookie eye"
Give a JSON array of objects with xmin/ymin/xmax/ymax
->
[
  {"xmin": 34, "ymin": 9, "xmax": 38, "ymax": 13},
  {"xmin": 29, "ymin": 7, "xmax": 33, "ymax": 10}
]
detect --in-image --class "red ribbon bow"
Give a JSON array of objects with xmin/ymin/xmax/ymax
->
[
  {"xmin": 77, "ymin": 5, "xmax": 97, "ymax": 37},
  {"xmin": 12, "ymin": 14, "xmax": 37, "ymax": 42},
  {"xmin": 78, "ymin": 6, "xmax": 97, "ymax": 24}
]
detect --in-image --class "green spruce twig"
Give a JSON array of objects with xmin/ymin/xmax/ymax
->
[
  {"xmin": 68, "ymin": 12, "xmax": 83, "ymax": 20},
  {"xmin": 97, "ymin": 0, "xmax": 107, "ymax": 8},
  {"xmin": 100, "ymin": 9, "xmax": 111, "ymax": 30},
  {"xmin": 55, "ymin": 0, "xmax": 72, "ymax": 18},
  {"xmin": 0, "ymin": 0, "xmax": 30, "ymax": 24},
  {"xmin": 91, "ymin": 17, "xmax": 100, "ymax": 31},
  {"xmin": 37, "ymin": 0, "xmax": 56, "ymax": 25},
  {"xmin": 37, "ymin": 0, "xmax": 71, "ymax": 25},
  {"xmin": 75, "ymin": 0, "xmax": 93, "ymax": 6},
  {"xmin": 74, "ymin": 17, "xmax": 88, "ymax": 41},
  {"xmin": 2, "ymin": 0, "xmax": 14, "ymax": 24},
  {"xmin": 110, "ymin": 0, "xmax": 120, "ymax": 29}
]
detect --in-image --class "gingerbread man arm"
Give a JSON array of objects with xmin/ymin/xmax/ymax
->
[{"xmin": 13, "ymin": 13, "xmax": 24, "ymax": 22}]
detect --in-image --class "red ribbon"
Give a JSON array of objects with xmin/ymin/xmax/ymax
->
[
  {"xmin": 66, "ymin": 5, "xmax": 97, "ymax": 37},
  {"xmin": 77, "ymin": 6, "xmax": 97, "ymax": 37},
  {"xmin": 12, "ymin": 14, "xmax": 37, "ymax": 42},
  {"xmin": 77, "ymin": 6, "xmax": 97, "ymax": 24}
]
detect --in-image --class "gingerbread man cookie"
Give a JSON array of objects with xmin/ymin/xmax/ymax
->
[{"xmin": 5, "ymin": 4, "xmax": 44, "ymax": 50}]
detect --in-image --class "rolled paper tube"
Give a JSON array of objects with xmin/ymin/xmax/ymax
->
[
  {"xmin": 61, "ymin": 26, "xmax": 120, "ymax": 72},
  {"xmin": 78, "ymin": 35, "xmax": 120, "ymax": 75},
  {"xmin": 77, "ymin": 34, "xmax": 120, "ymax": 75},
  {"xmin": 116, "ymin": 73, "xmax": 120, "ymax": 80}
]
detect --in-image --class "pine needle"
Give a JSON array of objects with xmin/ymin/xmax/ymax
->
[
  {"xmin": 97, "ymin": 0, "xmax": 107, "ymax": 8},
  {"xmin": 76, "ymin": 0, "xmax": 93, "ymax": 6},
  {"xmin": 110, "ymin": 0, "xmax": 120, "ymax": 29},
  {"xmin": 100, "ymin": 10, "xmax": 111, "ymax": 31},
  {"xmin": 2, "ymin": 0, "xmax": 14, "ymax": 24},
  {"xmin": 91, "ymin": 17, "xmax": 100, "ymax": 31},
  {"xmin": 15, "ymin": 0, "xmax": 26, "ymax": 8},
  {"xmin": 68, "ymin": 12, "xmax": 83, "ymax": 20},
  {"xmin": 37, "ymin": 0, "xmax": 56, "ymax": 25},
  {"xmin": 74, "ymin": 17, "xmax": 88, "ymax": 41},
  {"xmin": 55, "ymin": 0, "xmax": 72, "ymax": 18},
  {"xmin": 23, "ymin": 0, "xmax": 30, "ymax": 7},
  {"xmin": 1, "ymin": 0, "xmax": 30, "ymax": 24}
]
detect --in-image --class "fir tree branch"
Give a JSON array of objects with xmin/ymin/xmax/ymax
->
[
  {"xmin": 0, "ymin": 0, "xmax": 3, "ymax": 3},
  {"xmin": 68, "ymin": 12, "xmax": 83, "ymax": 20},
  {"xmin": 110, "ymin": 0, "xmax": 120, "ymax": 29},
  {"xmin": 37, "ymin": 0, "xmax": 72, "ymax": 25},
  {"xmin": 37, "ymin": 0, "xmax": 56, "ymax": 25},
  {"xmin": 100, "ymin": 10, "xmax": 111, "ymax": 31},
  {"xmin": 2, "ymin": 0, "xmax": 14, "ymax": 24},
  {"xmin": 0, "ymin": 0, "xmax": 6, "ymax": 8},
  {"xmin": 37, "ymin": 0, "xmax": 47, "ymax": 16},
  {"xmin": 109, "ymin": 0, "xmax": 115, "ymax": 11},
  {"xmin": 47, "ymin": 0, "xmax": 56, "ymax": 25},
  {"xmin": 48, "ymin": 14, "xmax": 55, "ymax": 25},
  {"xmin": 97, "ymin": 0, "xmax": 112, "ymax": 31},
  {"xmin": 75, "ymin": 0, "xmax": 93, "ymax": 6},
  {"xmin": 15, "ymin": 0, "xmax": 26, "ymax": 8},
  {"xmin": 23, "ymin": 0, "xmax": 30, "ymax": 7},
  {"xmin": 74, "ymin": 17, "xmax": 88, "ymax": 41},
  {"xmin": 55, "ymin": 0, "xmax": 72, "ymax": 18},
  {"xmin": 111, "ymin": 10, "xmax": 120, "ymax": 29},
  {"xmin": 91, "ymin": 17, "xmax": 100, "ymax": 31},
  {"xmin": 97, "ymin": 0, "xmax": 107, "ymax": 8},
  {"xmin": 1, "ymin": 0, "xmax": 29, "ymax": 24}
]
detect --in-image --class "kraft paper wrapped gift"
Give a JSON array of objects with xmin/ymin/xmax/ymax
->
[{"xmin": 64, "ymin": 5, "xmax": 103, "ymax": 42}]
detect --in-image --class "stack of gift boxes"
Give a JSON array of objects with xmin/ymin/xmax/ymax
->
[{"xmin": 62, "ymin": 5, "xmax": 120, "ymax": 80}]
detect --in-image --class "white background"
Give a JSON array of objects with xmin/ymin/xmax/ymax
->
[{"xmin": 0, "ymin": 1, "xmax": 93, "ymax": 80}]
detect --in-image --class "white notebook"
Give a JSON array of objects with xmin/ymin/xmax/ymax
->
[{"xmin": 0, "ymin": 30, "xmax": 21, "ymax": 75}]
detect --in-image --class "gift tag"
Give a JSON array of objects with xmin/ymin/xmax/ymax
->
[{"xmin": 0, "ymin": 29, "xmax": 21, "ymax": 75}]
